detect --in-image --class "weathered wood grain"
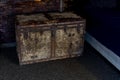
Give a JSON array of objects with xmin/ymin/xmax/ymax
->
[
  {"xmin": 16, "ymin": 14, "xmax": 49, "ymax": 26},
  {"xmin": 19, "ymin": 30, "xmax": 51, "ymax": 62},
  {"xmin": 55, "ymin": 26, "xmax": 84, "ymax": 57},
  {"xmin": 14, "ymin": 0, "xmax": 61, "ymax": 14}
]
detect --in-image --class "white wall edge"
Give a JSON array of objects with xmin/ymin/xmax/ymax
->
[
  {"xmin": 85, "ymin": 32, "xmax": 120, "ymax": 71},
  {"xmin": 0, "ymin": 42, "xmax": 16, "ymax": 48}
]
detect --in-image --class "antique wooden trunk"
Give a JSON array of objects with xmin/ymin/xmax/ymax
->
[{"xmin": 16, "ymin": 12, "xmax": 86, "ymax": 65}]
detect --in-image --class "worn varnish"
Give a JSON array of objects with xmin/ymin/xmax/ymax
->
[
  {"xmin": 55, "ymin": 27, "xmax": 84, "ymax": 57},
  {"xmin": 16, "ymin": 14, "xmax": 49, "ymax": 26},
  {"xmin": 20, "ymin": 31, "xmax": 51, "ymax": 62},
  {"xmin": 14, "ymin": 0, "xmax": 61, "ymax": 14},
  {"xmin": 16, "ymin": 12, "xmax": 86, "ymax": 65}
]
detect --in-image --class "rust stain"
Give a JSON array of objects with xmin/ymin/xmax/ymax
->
[
  {"xmin": 20, "ymin": 31, "xmax": 51, "ymax": 62},
  {"xmin": 16, "ymin": 12, "xmax": 85, "ymax": 65},
  {"xmin": 55, "ymin": 27, "xmax": 84, "ymax": 57}
]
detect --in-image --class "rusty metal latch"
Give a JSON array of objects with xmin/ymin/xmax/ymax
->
[
  {"xmin": 64, "ymin": 25, "xmax": 67, "ymax": 34},
  {"xmin": 51, "ymin": 26, "xmax": 56, "ymax": 38},
  {"xmin": 76, "ymin": 24, "xmax": 80, "ymax": 33}
]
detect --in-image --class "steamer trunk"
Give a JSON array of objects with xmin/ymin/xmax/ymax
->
[{"xmin": 16, "ymin": 12, "xmax": 86, "ymax": 65}]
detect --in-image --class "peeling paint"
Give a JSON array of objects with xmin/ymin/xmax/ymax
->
[{"xmin": 16, "ymin": 12, "xmax": 85, "ymax": 65}]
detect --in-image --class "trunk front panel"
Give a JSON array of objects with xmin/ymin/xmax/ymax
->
[{"xmin": 19, "ymin": 30, "xmax": 51, "ymax": 62}]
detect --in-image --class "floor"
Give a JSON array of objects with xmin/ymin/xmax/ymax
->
[{"xmin": 0, "ymin": 42, "xmax": 120, "ymax": 80}]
